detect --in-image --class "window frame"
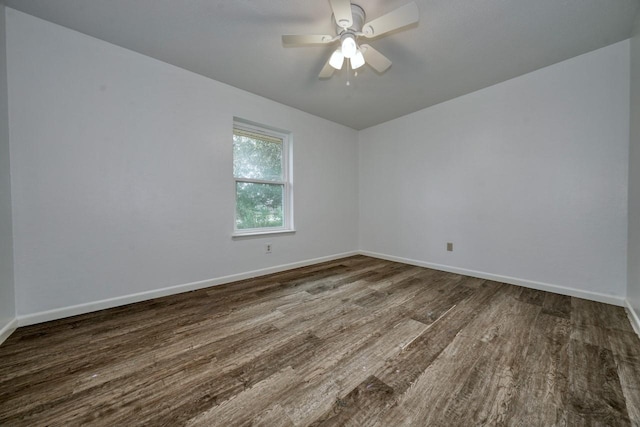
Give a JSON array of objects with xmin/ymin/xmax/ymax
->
[{"xmin": 232, "ymin": 120, "xmax": 294, "ymax": 237}]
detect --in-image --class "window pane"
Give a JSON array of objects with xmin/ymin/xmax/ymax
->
[
  {"xmin": 233, "ymin": 130, "xmax": 283, "ymax": 181},
  {"xmin": 235, "ymin": 182, "xmax": 284, "ymax": 229}
]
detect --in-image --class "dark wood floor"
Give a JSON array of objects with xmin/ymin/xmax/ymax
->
[{"xmin": 1, "ymin": 256, "xmax": 639, "ymax": 426}]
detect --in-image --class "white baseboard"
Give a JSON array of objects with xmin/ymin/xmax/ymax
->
[
  {"xmin": 13, "ymin": 249, "xmax": 629, "ymax": 328},
  {"xmin": 0, "ymin": 317, "xmax": 18, "ymax": 345},
  {"xmin": 359, "ymin": 250, "xmax": 626, "ymax": 307},
  {"xmin": 17, "ymin": 251, "xmax": 359, "ymax": 327},
  {"xmin": 626, "ymin": 299, "xmax": 640, "ymax": 337}
]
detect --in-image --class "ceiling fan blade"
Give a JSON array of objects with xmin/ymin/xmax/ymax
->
[
  {"xmin": 329, "ymin": 0, "xmax": 353, "ymax": 29},
  {"xmin": 282, "ymin": 34, "xmax": 335, "ymax": 45},
  {"xmin": 362, "ymin": 2, "xmax": 419, "ymax": 38},
  {"xmin": 361, "ymin": 44, "xmax": 392, "ymax": 73},
  {"xmin": 319, "ymin": 56, "xmax": 336, "ymax": 79}
]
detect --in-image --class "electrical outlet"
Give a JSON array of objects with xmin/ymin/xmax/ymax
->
[
  {"xmin": 447, "ymin": 242, "xmax": 453, "ymax": 252},
  {"xmin": 265, "ymin": 243, "xmax": 272, "ymax": 254}
]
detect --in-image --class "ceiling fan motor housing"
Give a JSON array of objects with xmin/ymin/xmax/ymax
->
[{"xmin": 335, "ymin": 4, "xmax": 365, "ymax": 35}]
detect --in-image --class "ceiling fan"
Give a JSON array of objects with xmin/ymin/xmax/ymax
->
[{"xmin": 282, "ymin": 1, "xmax": 419, "ymax": 79}]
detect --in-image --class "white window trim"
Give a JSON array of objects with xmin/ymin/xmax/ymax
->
[{"xmin": 232, "ymin": 120, "xmax": 294, "ymax": 237}]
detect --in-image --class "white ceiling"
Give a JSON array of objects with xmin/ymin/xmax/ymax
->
[{"xmin": 4, "ymin": 0, "xmax": 640, "ymax": 130}]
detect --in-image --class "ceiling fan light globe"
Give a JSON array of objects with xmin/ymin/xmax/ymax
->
[
  {"xmin": 341, "ymin": 35, "xmax": 357, "ymax": 58},
  {"xmin": 329, "ymin": 49, "xmax": 345, "ymax": 69},
  {"xmin": 351, "ymin": 50, "xmax": 365, "ymax": 69}
]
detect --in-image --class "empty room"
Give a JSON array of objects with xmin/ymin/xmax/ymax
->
[{"xmin": 1, "ymin": 0, "xmax": 640, "ymax": 425}]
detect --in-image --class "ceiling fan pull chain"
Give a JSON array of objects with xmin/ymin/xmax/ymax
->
[{"xmin": 346, "ymin": 60, "xmax": 350, "ymax": 86}]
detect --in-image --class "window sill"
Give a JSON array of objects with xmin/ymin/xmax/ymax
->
[{"xmin": 232, "ymin": 229, "xmax": 296, "ymax": 239}]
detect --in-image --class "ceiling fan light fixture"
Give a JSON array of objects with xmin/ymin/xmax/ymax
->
[
  {"xmin": 329, "ymin": 49, "xmax": 345, "ymax": 69},
  {"xmin": 351, "ymin": 50, "xmax": 365, "ymax": 69},
  {"xmin": 282, "ymin": 1, "xmax": 419, "ymax": 80},
  {"xmin": 341, "ymin": 34, "xmax": 357, "ymax": 58}
]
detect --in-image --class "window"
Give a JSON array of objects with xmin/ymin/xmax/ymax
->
[{"xmin": 233, "ymin": 120, "xmax": 293, "ymax": 235}]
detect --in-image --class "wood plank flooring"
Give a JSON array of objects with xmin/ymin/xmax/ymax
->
[{"xmin": 1, "ymin": 255, "xmax": 639, "ymax": 426}]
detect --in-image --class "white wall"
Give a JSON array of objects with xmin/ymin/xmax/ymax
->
[
  {"xmin": 628, "ymin": 12, "xmax": 640, "ymax": 329},
  {"xmin": 0, "ymin": 4, "xmax": 16, "ymax": 340},
  {"xmin": 360, "ymin": 41, "xmax": 630, "ymax": 303},
  {"xmin": 6, "ymin": 9, "xmax": 359, "ymax": 319}
]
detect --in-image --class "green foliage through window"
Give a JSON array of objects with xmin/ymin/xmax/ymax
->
[
  {"xmin": 233, "ymin": 125, "xmax": 289, "ymax": 231},
  {"xmin": 233, "ymin": 130, "xmax": 282, "ymax": 181},
  {"xmin": 236, "ymin": 182, "xmax": 284, "ymax": 229}
]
